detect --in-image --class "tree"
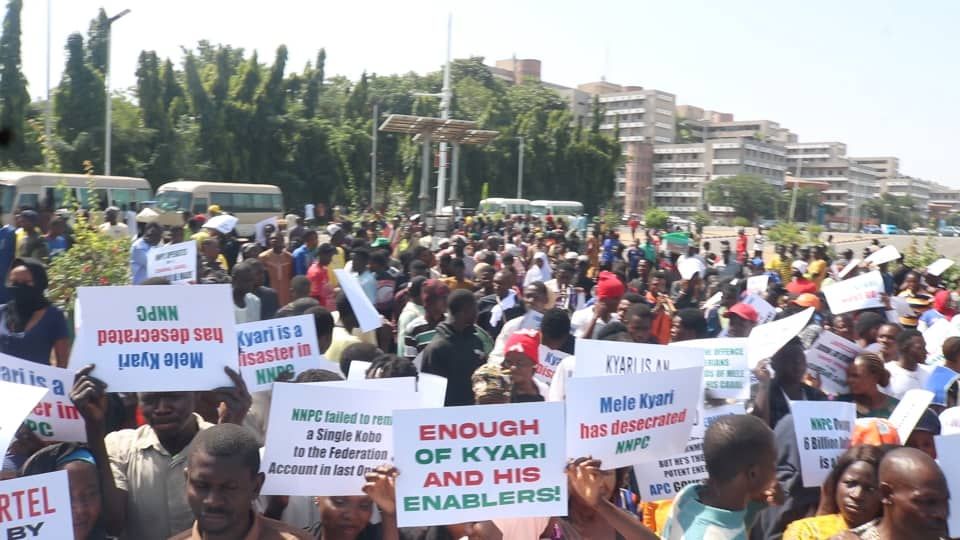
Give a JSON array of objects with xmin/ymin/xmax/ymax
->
[
  {"xmin": 860, "ymin": 193, "xmax": 916, "ymax": 229},
  {"xmin": 644, "ymin": 207, "xmax": 669, "ymax": 230},
  {"xmin": 53, "ymin": 33, "xmax": 105, "ymax": 172},
  {"xmin": 704, "ymin": 174, "xmax": 778, "ymax": 223},
  {"xmin": 0, "ymin": 0, "xmax": 29, "ymax": 164},
  {"xmin": 85, "ymin": 9, "xmax": 109, "ymax": 75},
  {"xmin": 690, "ymin": 210, "xmax": 711, "ymax": 233}
]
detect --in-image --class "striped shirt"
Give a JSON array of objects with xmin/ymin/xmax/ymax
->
[
  {"xmin": 403, "ymin": 316, "xmax": 494, "ymax": 369},
  {"xmin": 661, "ymin": 483, "xmax": 764, "ymax": 540}
]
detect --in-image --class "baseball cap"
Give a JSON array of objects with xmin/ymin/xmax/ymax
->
[
  {"xmin": 564, "ymin": 251, "xmax": 579, "ymax": 261},
  {"xmin": 326, "ymin": 224, "xmax": 342, "ymax": 236},
  {"xmin": 792, "ymin": 293, "xmax": 822, "ymax": 311},
  {"xmin": 724, "ymin": 303, "xmax": 759, "ymax": 323},
  {"xmin": 421, "ymin": 279, "xmax": 451, "ymax": 303},
  {"xmin": 913, "ymin": 408, "xmax": 942, "ymax": 435},
  {"xmin": 791, "ymin": 260, "xmax": 809, "ymax": 274},
  {"xmin": 207, "ymin": 204, "xmax": 221, "ymax": 214},
  {"xmin": 504, "ymin": 329, "xmax": 541, "ymax": 365},
  {"xmin": 371, "ymin": 237, "xmax": 390, "ymax": 248},
  {"xmin": 851, "ymin": 418, "xmax": 901, "ymax": 446}
]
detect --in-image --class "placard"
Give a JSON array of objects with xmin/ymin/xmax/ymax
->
[
  {"xmin": 255, "ymin": 216, "xmax": 279, "ymax": 246},
  {"xmin": 864, "ymin": 245, "xmax": 901, "ymax": 266},
  {"xmin": 0, "ymin": 470, "xmax": 73, "ymax": 539},
  {"xmin": 316, "ymin": 374, "xmax": 444, "ymax": 409},
  {"xmin": 790, "ymin": 401, "xmax": 855, "ymax": 487},
  {"xmin": 0, "ymin": 353, "xmax": 85, "ymax": 442},
  {"xmin": 889, "ymin": 389, "xmax": 935, "ymax": 439},
  {"xmin": 574, "ymin": 340, "xmax": 704, "ymax": 378},
  {"xmin": 238, "ymin": 315, "xmax": 336, "ymax": 393},
  {"xmin": 333, "ymin": 269, "xmax": 383, "ymax": 332},
  {"xmin": 535, "ymin": 346, "xmax": 569, "ymax": 385},
  {"xmin": 747, "ymin": 275, "xmax": 769, "ymax": 296},
  {"xmin": 679, "ymin": 338, "xmax": 750, "ymax": 400},
  {"xmin": 0, "ymin": 380, "xmax": 50, "ymax": 454},
  {"xmin": 690, "ymin": 402, "xmax": 748, "ymax": 439},
  {"xmin": 923, "ymin": 318, "xmax": 960, "ymax": 358},
  {"xmin": 822, "ymin": 271, "xmax": 884, "ymax": 314},
  {"xmin": 747, "ymin": 307, "xmax": 813, "ymax": 368},
  {"xmin": 838, "ymin": 258, "xmax": 861, "ymax": 279},
  {"xmin": 935, "ymin": 434, "xmax": 960, "ymax": 536},
  {"xmin": 393, "ymin": 402, "xmax": 567, "ymax": 527},
  {"xmin": 73, "ymin": 284, "xmax": 237, "ymax": 392},
  {"xmin": 805, "ymin": 331, "xmax": 861, "ymax": 395},
  {"xmin": 565, "ymin": 367, "xmax": 703, "ymax": 469},
  {"xmin": 146, "ymin": 241, "xmax": 197, "ymax": 284},
  {"xmin": 928, "ymin": 258, "xmax": 955, "ymax": 277},
  {"xmin": 347, "ymin": 360, "xmax": 371, "ymax": 381},
  {"xmin": 741, "ymin": 294, "xmax": 777, "ymax": 324},
  {"xmin": 260, "ymin": 383, "xmax": 418, "ymax": 496},
  {"xmin": 418, "ymin": 373, "xmax": 449, "ymax": 409}
]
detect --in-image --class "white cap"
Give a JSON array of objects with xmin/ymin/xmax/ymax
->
[{"xmin": 791, "ymin": 260, "xmax": 809, "ymax": 274}]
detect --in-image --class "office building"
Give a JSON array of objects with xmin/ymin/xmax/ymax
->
[
  {"xmin": 487, "ymin": 58, "xmax": 592, "ymax": 120},
  {"xmin": 883, "ymin": 176, "xmax": 932, "ymax": 220},
  {"xmin": 852, "ymin": 156, "xmax": 900, "ymax": 180}
]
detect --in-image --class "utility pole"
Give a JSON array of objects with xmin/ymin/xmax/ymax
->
[
  {"xmin": 104, "ymin": 9, "xmax": 131, "ymax": 176},
  {"xmin": 434, "ymin": 14, "xmax": 452, "ymax": 215},
  {"xmin": 44, "ymin": 0, "xmax": 52, "ymax": 169},
  {"xmin": 788, "ymin": 156, "xmax": 802, "ymax": 222},
  {"xmin": 516, "ymin": 136, "xmax": 524, "ymax": 198},
  {"xmin": 370, "ymin": 102, "xmax": 378, "ymax": 210}
]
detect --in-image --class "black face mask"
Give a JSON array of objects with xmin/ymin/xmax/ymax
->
[{"xmin": 9, "ymin": 284, "xmax": 45, "ymax": 317}]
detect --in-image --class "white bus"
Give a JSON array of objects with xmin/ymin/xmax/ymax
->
[
  {"xmin": 155, "ymin": 180, "xmax": 283, "ymax": 236},
  {"xmin": 0, "ymin": 171, "xmax": 152, "ymax": 222},
  {"xmin": 477, "ymin": 198, "xmax": 531, "ymax": 217},
  {"xmin": 530, "ymin": 200, "xmax": 584, "ymax": 219}
]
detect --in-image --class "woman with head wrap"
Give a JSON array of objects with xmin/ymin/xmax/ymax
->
[
  {"xmin": 21, "ymin": 443, "xmax": 108, "ymax": 540},
  {"xmin": 0, "ymin": 258, "xmax": 69, "ymax": 366},
  {"xmin": 524, "ymin": 251, "xmax": 552, "ymax": 287}
]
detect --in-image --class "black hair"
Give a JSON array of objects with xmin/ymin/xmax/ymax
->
[
  {"xmin": 450, "ymin": 257, "xmax": 465, "ymax": 270},
  {"xmin": 896, "ymin": 328, "xmax": 924, "ymax": 350},
  {"xmin": 191, "ymin": 423, "xmax": 261, "ymax": 477},
  {"xmin": 677, "ymin": 308, "xmax": 708, "ymax": 338},
  {"xmin": 367, "ymin": 354, "xmax": 418, "ymax": 379},
  {"xmin": 290, "ymin": 275, "xmax": 311, "ymax": 297},
  {"xmin": 541, "ymin": 308, "xmax": 571, "ymax": 340},
  {"xmin": 352, "ymin": 247, "xmax": 370, "ymax": 261},
  {"xmin": 627, "ymin": 303, "xmax": 653, "ymax": 321},
  {"xmin": 305, "ymin": 306, "xmax": 334, "ymax": 339},
  {"xmin": 703, "ymin": 414, "xmax": 774, "ymax": 483},
  {"xmin": 597, "ymin": 321, "xmax": 631, "ymax": 341},
  {"xmin": 339, "ymin": 342, "xmax": 382, "ymax": 379},
  {"xmin": 302, "ymin": 230, "xmax": 318, "ymax": 241},
  {"xmin": 621, "ymin": 292, "xmax": 643, "ymax": 305},
  {"xmin": 140, "ymin": 277, "xmax": 172, "ymax": 285},
  {"xmin": 524, "ymin": 280, "xmax": 548, "ymax": 298},
  {"xmin": 820, "ymin": 445, "xmax": 888, "ymax": 515},
  {"xmin": 370, "ymin": 250, "xmax": 389, "ymax": 267},
  {"xmin": 409, "ymin": 259, "xmax": 429, "ymax": 276},
  {"xmin": 556, "ymin": 262, "xmax": 575, "ymax": 274},
  {"xmin": 294, "ymin": 369, "xmax": 343, "ymax": 383},
  {"xmin": 335, "ymin": 292, "xmax": 355, "ymax": 322},
  {"xmin": 854, "ymin": 311, "xmax": 886, "ymax": 339},
  {"xmin": 20, "ymin": 442, "xmax": 93, "ymax": 477},
  {"xmin": 408, "ymin": 276, "xmax": 427, "ymax": 300},
  {"xmin": 447, "ymin": 289, "xmax": 476, "ymax": 316}
]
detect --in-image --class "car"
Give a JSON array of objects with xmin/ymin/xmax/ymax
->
[
  {"xmin": 861, "ymin": 225, "xmax": 882, "ymax": 234},
  {"xmin": 909, "ymin": 227, "xmax": 935, "ymax": 236},
  {"xmin": 758, "ymin": 219, "xmax": 778, "ymax": 229},
  {"xmin": 939, "ymin": 226, "xmax": 960, "ymax": 237}
]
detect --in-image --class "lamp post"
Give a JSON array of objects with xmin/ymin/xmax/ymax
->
[
  {"xmin": 103, "ymin": 8, "xmax": 131, "ymax": 176},
  {"xmin": 516, "ymin": 136, "xmax": 524, "ymax": 198}
]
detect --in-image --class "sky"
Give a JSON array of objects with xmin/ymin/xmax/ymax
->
[{"xmin": 19, "ymin": 0, "xmax": 960, "ymax": 186}]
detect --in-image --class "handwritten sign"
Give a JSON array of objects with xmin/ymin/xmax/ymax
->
[
  {"xmin": 73, "ymin": 284, "xmax": 237, "ymax": 392},
  {"xmin": 566, "ymin": 367, "xmax": 703, "ymax": 469},
  {"xmin": 679, "ymin": 338, "xmax": 749, "ymax": 400},
  {"xmin": 747, "ymin": 307, "xmax": 813, "ymax": 368},
  {"xmin": 260, "ymin": 383, "xmax": 418, "ymax": 496},
  {"xmin": 822, "ymin": 270, "xmax": 884, "ymax": 314},
  {"xmin": 805, "ymin": 331, "xmax": 861, "ymax": 395},
  {"xmin": 747, "ymin": 275, "xmax": 769, "ymax": 296},
  {"xmin": 535, "ymin": 346, "xmax": 569, "ymax": 385},
  {"xmin": 889, "ymin": 389, "xmax": 935, "ymax": 439},
  {"xmin": 0, "ymin": 380, "xmax": 50, "ymax": 455},
  {"xmin": 791, "ymin": 401, "xmax": 855, "ymax": 487},
  {"xmin": 741, "ymin": 294, "xmax": 777, "ymax": 324},
  {"xmin": 238, "ymin": 314, "xmax": 337, "ymax": 393},
  {"xmin": 393, "ymin": 402, "xmax": 567, "ymax": 527},
  {"xmin": 935, "ymin": 434, "xmax": 960, "ymax": 536},
  {"xmin": 0, "ymin": 470, "xmax": 72, "ymax": 539},
  {"xmin": 333, "ymin": 269, "xmax": 383, "ymax": 333},
  {"xmin": 0, "ymin": 353, "xmax": 85, "ymax": 442},
  {"xmin": 574, "ymin": 340, "xmax": 704, "ymax": 378},
  {"xmin": 146, "ymin": 241, "xmax": 197, "ymax": 284}
]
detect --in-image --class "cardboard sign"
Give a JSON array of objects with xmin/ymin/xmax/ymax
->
[
  {"xmin": 418, "ymin": 373, "xmax": 449, "ymax": 409},
  {"xmin": 0, "ymin": 353, "xmax": 86, "ymax": 442},
  {"xmin": 393, "ymin": 402, "xmax": 567, "ymax": 527},
  {"xmin": 679, "ymin": 338, "xmax": 750, "ymax": 400},
  {"xmin": 317, "ymin": 374, "xmax": 444, "ymax": 409},
  {"xmin": 822, "ymin": 270, "xmax": 884, "ymax": 314},
  {"xmin": 535, "ymin": 346, "xmax": 569, "ymax": 385},
  {"xmin": 864, "ymin": 245, "xmax": 901, "ymax": 266},
  {"xmin": 747, "ymin": 275, "xmax": 769, "ymax": 296},
  {"xmin": 333, "ymin": 269, "xmax": 383, "ymax": 332},
  {"xmin": 690, "ymin": 402, "xmax": 748, "ymax": 439},
  {"xmin": 565, "ymin": 367, "xmax": 703, "ymax": 469},
  {"xmin": 935, "ymin": 434, "xmax": 960, "ymax": 536},
  {"xmin": 928, "ymin": 258, "xmax": 955, "ymax": 277},
  {"xmin": 790, "ymin": 401, "xmax": 855, "ymax": 487},
  {"xmin": 260, "ymin": 383, "xmax": 419, "ymax": 496},
  {"xmin": 0, "ymin": 470, "xmax": 73, "ymax": 539},
  {"xmin": 804, "ymin": 331, "xmax": 861, "ymax": 395},
  {"xmin": 237, "ymin": 315, "xmax": 336, "ymax": 393},
  {"xmin": 347, "ymin": 360, "xmax": 371, "ymax": 381},
  {"xmin": 255, "ymin": 216, "xmax": 279, "ymax": 246},
  {"xmin": 0, "ymin": 380, "xmax": 50, "ymax": 454},
  {"xmin": 574, "ymin": 340, "xmax": 705, "ymax": 378},
  {"xmin": 889, "ymin": 389, "xmax": 935, "ymax": 439},
  {"xmin": 741, "ymin": 294, "xmax": 777, "ymax": 324},
  {"xmin": 838, "ymin": 258, "xmax": 861, "ymax": 279},
  {"xmin": 146, "ymin": 241, "xmax": 197, "ymax": 284},
  {"xmin": 73, "ymin": 284, "xmax": 237, "ymax": 392},
  {"xmin": 747, "ymin": 307, "xmax": 813, "ymax": 368}
]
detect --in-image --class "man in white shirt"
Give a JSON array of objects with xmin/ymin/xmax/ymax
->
[
  {"xmin": 883, "ymin": 329, "xmax": 935, "ymax": 399},
  {"xmin": 99, "ymin": 207, "xmax": 129, "ymax": 240},
  {"xmin": 570, "ymin": 270, "xmax": 624, "ymax": 338}
]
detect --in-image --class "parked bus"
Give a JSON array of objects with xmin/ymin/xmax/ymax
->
[
  {"xmin": 155, "ymin": 180, "xmax": 283, "ymax": 236},
  {"xmin": 0, "ymin": 171, "xmax": 152, "ymax": 223},
  {"xmin": 530, "ymin": 200, "xmax": 584, "ymax": 219},
  {"xmin": 477, "ymin": 198, "xmax": 531, "ymax": 217}
]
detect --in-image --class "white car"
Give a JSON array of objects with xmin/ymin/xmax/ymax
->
[{"xmin": 909, "ymin": 227, "xmax": 935, "ymax": 236}]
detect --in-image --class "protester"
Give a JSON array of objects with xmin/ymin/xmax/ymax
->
[
  {"xmin": 232, "ymin": 261, "xmax": 262, "ymax": 324},
  {"xmin": 840, "ymin": 353, "xmax": 900, "ymax": 418},
  {"xmin": 276, "ymin": 275, "xmax": 320, "ymax": 317},
  {"xmin": 489, "ymin": 281, "xmax": 549, "ymax": 364},
  {"xmin": 571, "ymin": 270, "xmax": 623, "ymax": 338},
  {"xmin": 723, "ymin": 303, "xmax": 759, "ymax": 338},
  {"xmin": 883, "ymin": 329, "xmax": 934, "ymax": 399},
  {"xmin": 130, "ymin": 222, "xmax": 163, "ymax": 284},
  {"xmin": 477, "ymin": 269, "xmax": 524, "ymax": 339},
  {"xmin": 99, "ymin": 207, "xmax": 130, "ymax": 239},
  {"xmin": 670, "ymin": 307, "xmax": 708, "ymax": 343},
  {"xmin": 259, "ymin": 232, "xmax": 294, "ymax": 306},
  {"xmin": 501, "ymin": 328, "xmax": 547, "ymax": 401},
  {"xmin": 754, "ymin": 338, "xmax": 826, "ymax": 428},
  {"xmin": 307, "ymin": 243, "xmax": 337, "ymax": 310},
  {"xmin": 293, "ymin": 230, "xmax": 318, "ymax": 276},
  {"xmin": 402, "ymin": 279, "xmax": 450, "ymax": 366},
  {"xmin": 421, "ymin": 289, "xmax": 491, "ymax": 406},
  {"xmin": 249, "ymin": 258, "xmax": 280, "ymax": 320},
  {"xmin": 0, "ymin": 257, "xmax": 69, "ymax": 365}
]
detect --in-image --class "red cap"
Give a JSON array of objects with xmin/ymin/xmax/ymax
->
[
  {"xmin": 421, "ymin": 279, "xmax": 451, "ymax": 303},
  {"xmin": 596, "ymin": 271, "xmax": 626, "ymax": 300},
  {"xmin": 504, "ymin": 329, "xmax": 541, "ymax": 365},
  {"xmin": 724, "ymin": 303, "xmax": 759, "ymax": 323}
]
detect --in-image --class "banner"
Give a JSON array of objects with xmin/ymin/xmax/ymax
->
[
  {"xmin": 805, "ymin": 331, "xmax": 861, "ymax": 395},
  {"xmin": 393, "ymin": 402, "xmax": 567, "ymax": 527},
  {"xmin": 679, "ymin": 338, "xmax": 750, "ymax": 400},
  {"xmin": 260, "ymin": 383, "xmax": 418, "ymax": 496},
  {"xmin": 535, "ymin": 346, "xmax": 569, "ymax": 385},
  {"xmin": 747, "ymin": 307, "xmax": 813, "ymax": 368},
  {"xmin": 73, "ymin": 284, "xmax": 238, "ymax": 392},
  {"xmin": 741, "ymin": 294, "xmax": 777, "ymax": 324},
  {"xmin": 333, "ymin": 269, "xmax": 383, "ymax": 332},
  {"xmin": 747, "ymin": 275, "xmax": 769, "ymax": 296},
  {"xmin": 565, "ymin": 367, "xmax": 703, "ymax": 469},
  {"xmin": 935, "ymin": 434, "xmax": 960, "ymax": 536},
  {"xmin": 146, "ymin": 241, "xmax": 197, "ymax": 284},
  {"xmin": 822, "ymin": 271, "xmax": 884, "ymax": 314},
  {"xmin": 237, "ymin": 314, "xmax": 337, "ymax": 393},
  {"xmin": 0, "ymin": 470, "xmax": 72, "ymax": 539},
  {"xmin": 790, "ymin": 401, "xmax": 855, "ymax": 487},
  {"xmin": 0, "ymin": 380, "xmax": 50, "ymax": 454},
  {"xmin": 574, "ymin": 340, "xmax": 704, "ymax": 378},
  {"xmin": 0, "ymin": 353, "xmax": 85, "ymax": 442}
]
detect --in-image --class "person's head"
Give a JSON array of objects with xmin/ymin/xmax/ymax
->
[
  {"xmin": 369, "ymin": 250, "xmax": 389, "ymax": 274},
  {"xmin": 877, "ymin": 323, "xmax": 901, "ymax": 355},
  {"xmin": 625, "ymin": 304, "xmax": 654, "ymax": 343},
  {"xmin": 246, "ymin": 258, "xmax": 266, "ymax": 287},
  {"xmin": 7, "ymin": 258, "xmax": 50, "ymax": 307},
  {"xmin": 138, "ymin": 391, "xmax": 197, "ymax": 440},
  {"xmin": 306, "ymin": 306, "xmax": 335, "ymax": 354},
  {"xmin": 338, "ymin": 342, "xmax": 382, "ymax": 380},
  {"xmin": 314, "ymin": 495, "xmax": 374, "ymax": 539},
  {"xmin": 897, "ymin": 329, "xmax": 926, "ymax": 366},
  {"xmin": 201, "ymin": 238, "xmax": 220, "ymax": 260},
  {"xmin": 703, "ymin": 415, "xmax": 776, "ymax": 502},
  {"xmin": 943, "ymin": 336, "xmax": 960, "ymax": 370},
  {"xmin": 720, "ymin": 283, "xmax": 739, "ymax": 308},
  {"xmin": 502, "ymin": 329, "xmax": 540, "ymax": 390},
  {"xmin": 185, "ymin": 424, "xmax": 264, "ymax": 537},
  {"xmin": 540, "ymin": 308, "xmax": 571, "ymax": 350},
  {"xmin": 267, "ymin": 231, "xmax": 284, "ymax": 253},
  {"xmin": 144, "ymin": 222, "xmax": 163, "ymax": 245},
  {"xmin": 617, "ymin": 293, "xmax": 641, "ymax": 321},
  {"xmin": 854, "ymin": 311, "xmax": 886, "ymax": 344},
  {"xmin": 472, "ymin": 363, "xmax": 512, "ymax": 405},
  {"xmin": 48, "ymin": 216, "xmax": 66, "ymax": 236},
  {"xmin": 231, "ymin": 261, "xmax": 257, "ymax": 295},
  {"xmin": 555, "ymin": 262, "xmax": 574, "ymax": 286},
  {"xmin": 303, "ymin": 230, "xmax": 319, "ymax": 249},
  {"xmin": 289, "ymin": 275, "xmax": 311, "ymax": 301},
  {"xmin": 18, "ymin": 209, "xmax": 38, "ymax": 231},
  {"xmin": 448, "ymin": 257, "xmax": 466, "ymax": 280},
  {"xmin": 877, "ymin": 447, "xmax": 949, "ymax": 538},
  {"xmin": 903, "ymin": 271, "xmax": 921, "ymax": 293},
  {"xmin": 819, "ymin": 445, "xmax": 887, "ymax": 528},
  {"xmin": 770, "ymin": 338, "xmax": 807, "ymax": 385},
  {"xmin": 776, "ymin": 244, "xmax": 786, "ymax": 256},
  {"xmin": 831, "ymin": 313, "xmax": 855, "ymax": 342},
  {"xmin": 492, "ymin": 270, "xmax": 514, "ymax": 299},
  {"xmin": 366, "ymin": 353, "xmax": 418, "ymax": 379},
  {"xmin": 351, "ymin": 247, "xmax": 370, "ymax": 273},
  {"xmin": 724, "ymin": 303, "xmax": 759, "ymax": 338},
  {"xmin": 21, "ymin": 444, "xmax": 102, "ymax": 540},
  {"xmin": 105, "ymin": 206, "xmax": 119, "ymax": 224},
  {"xmin": 421, "ymin": 279, "xmax": 450, "ymax": 322},
  {"xmin": 316, "ymin": 243, "xmax": 336, "ymax": 266},
  {"xmin": 596, "ymin": 271, "xmax": 626, "ymax": 313},
  {"xmin": 408, "ymin": 259, "xmax": 430, "ymax": 280},
  {"xmin": 448, "ymin": 289, "xmax": 478, "ymax": 331},
  {"xmin": 846, "ymin": 353, "xmax": 891, "ymax": 396},
  {"xmin": 474, "ymin": 263, "xmax": 494, "ymax": 290},
  {"xmin": 523, "ymin": 281, "xmax": 549, "ymax": 313},
  {"xmin": 906, "ymin": 408, "xmax": 941, "ymax": 459},
  {"xmin": 814, "ymin": 244, "xmax": 826, "ymax": 259},
  {"xmin": 671, "ymin": 308, "xmax": 707, "ymax": 342},
  {"xmin": 648, "ymin": 271, "xmax": 666, "ymax": 294},
  {"xmin": 335, "ymin": 292, "xmax": 358, "ymax": 330}
]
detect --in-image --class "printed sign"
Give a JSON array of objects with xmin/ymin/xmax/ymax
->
[
  {"xmin": 928, "ymin": 258, "xmax": 955, "ymax": 277},
  {"xmin": 741, "ymin": 294, "xmax": 777, "ymax": 324},
  {"xmin": 679, "ymin": 338, "xmax": 750, "ymax": 400},
  {"xmin": 690, "ymin": 402, "xmax": 748, "ymax": 439},
  {"xmin": 822, "ymin": 270, "xmax": 884, "ymax": 314},
  {"xmin": 805, "ymin": 331, "xmax": 861, "ymax": 395},
  {"xmin": 146, "ymin": 241, "xmax": 197, "ymax": 284},
  {"xmin": 790, "ymin": 401, "xmax": 855, "ymax": 487},
  {"xmin": 747, "ymin": 307, "xmax": 813, "ymax": 368},
  {"xmin": 333, "ymin": 269, "xmax": 383, "ymax": 332},
  {"xmin": 0, "ymin": 353, "xmax": 85, "ymax": 442},
  {"xmin": 0, "ymin": 470, "xmax": 73, "ymax": 539},
  {"xmin": 936, "ymin": 435, "xmax": 960, "ymax": 536},
  {"xmin": 889, "ymin": 389, "xmax": 935, "ymax": 439},
  {"xmin": 535, "ymin": 346, "xmax": 569, "ymax": 385},
  {"xmin": 260, "ymin": 383, "xmax": 419, "ymax": 496},
  {"xmin": 393, "ymin": 402, "xmax": 567, "ymax": 527},
  {"xmin": 566, "ymin": 367, "xmax": 703, "ymax": 469},
  {"xmin": 747, "ymin": 275, "xmax": 769, "ymax": 296},
  {"xmin": 0, "ymin": 380, "xmax": 50, "ymax": 455},
  {"xmin": 574, "ymin": 340, "xmax": 704, "ymax": 378},
  {"xmin": 73, "ymin": 284, "xmax": 237, "ymax": 392},
  {"xmin": 238, "ymin": 314, "xmax": 337, "ymax": 393}
]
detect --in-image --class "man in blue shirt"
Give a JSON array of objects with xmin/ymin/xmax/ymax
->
[
  {"xmin": 292, "ymin": 230, "xmax": 317, "ymax": 276},
  {"xmin": 130, "ymin": 223, "xmax": 163, "ymax": 284},
  {"xmin": 0, "ymin": 208, "xmax": 14, "ymax": 304}
]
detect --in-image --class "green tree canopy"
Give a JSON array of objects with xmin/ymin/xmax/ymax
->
[{"xmin": 704, "ymin": 174, "xmax": 778, "ymax": 223}]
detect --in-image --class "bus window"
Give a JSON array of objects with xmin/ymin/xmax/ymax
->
[
  {"xmin": 136, "ymin": 188, "xmax": 152, "ymax": 202},
  {"xmin": 210, "ymin": 192, "xmax": 232, "ymax": 208},
  {"xmin": 110, "ymin": 188, "xmax": 135, "ymax": 209},
  {"xmin": 17, "ymin": 193, "xmax": 38, "ymax": 210},
  {"xmin": 192, "ymin": 197, "xmax": 208, "ymax": 214},
  {"xmin": 270, "ymin": 194, "xmax": 283, "ymax": 212},
  {"xmin": 157, "ymin": 191, "xmax": 192, "ymax": 211},
  {"xmin": 0, "ymin": 185, "xmax": 15, "ymax": 212},
  {"xmin": 45, "ymin": 186, "xmax": 79, "ymax": 210}
]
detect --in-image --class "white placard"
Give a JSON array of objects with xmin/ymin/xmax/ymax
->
[
  {"xmin": 791, "ymin": 401, "xmax": 856, "ymax": 487},
  {"xmin": 889, "ymin": 389, "xmax": 935, "ymax": 439},
  {"xmin": 317, "ymin": 375, "xmax": 444, "ymax": 409},
  {"xmin": 255, "ymin": 216, "xmax": 279, "ymax": 246},
  {"xmin": 838, "ymin": 258, "xmax": 861, "ymax": 279},
  {"xmin": 238, "ymin": 314, "xmax": 336, "ymax": 393},
  {"xmin": 146, "ymin": 241, "xmax": 197, "ymax": 284},
  {"xmin": 0, "ymin": 353, "xmax": 86, "ymax": 442},
  {"xmin": 690, "ymin": 402, "xmax": 748, "ymax": 439},
  {"xmin": 679, "ymin": 338, "xmax": 750, "ymax": 400},
  {"xmin": 73, "ymin": 284, "xmax": 237, "ymax": 392},
  {"xmin": 822, "ymin": 271, "xmax": 885, "ymax": 314},
  {"xmin": 565, "ymin": 367, "xmax": 703, "ymax": 469},
  {"xmin": 347, "ymin": 360, "xmax": 371, "ymax": 381},
  {"xmin": 0, "ymin": 470, "xmax": 73, "ymax": 539},
  {"xmin": 924, "ymin": 318, "xmax": 960, "ymax": 358},
  {"xmin": 333, "ymin": 269, "xmax": 383, "ymax": 333},
  {"xmin": 741, "ymin": 294, "xmax": 777, "ymax": 324},
  {"xmin": 747, "ymin": 307, "xmax": 813, "ymax": 368},
  {"xmin": 574, "ymin": 339, "xmax": 705, "ymax": 378},
  {"xmin": 928, "ymin": 258, "xmax": 955, "ymax": 277},
  {"xmin": 936, "ymin": 434, "xmax": 960, "ymax": 536},
  {"xmin": 864, "ymin": 245, "xmax": 901, "ymax": 266},
  {"xmin": 417, "ymin": 373, "xmax": 449, "ymax": 409},
  {"xmin": 260, "ymin": 383, "xmax": 418, "ymax": 496},
  {"xmin": 703, "ymin": 291, "xmax": 722, "ymax": 309},
  {"xmin": 535, "ymin": 346, "xmax": 569, "ymax": 385},
  {"xmin": 0, "ymin": 380, "xmax": 50, "ymax": 455},
  {"xmin": 393, "ymin": 402, "xmax": 567, "ymax": 527},
  {"xmin": 747, "ymin": 275, "xmax": 769, "ymax": 296},
  {"xmin": 805, "ymin": 331, "xmax": 861, "ymax": 395}
]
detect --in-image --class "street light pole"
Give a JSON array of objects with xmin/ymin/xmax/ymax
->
[
  {"xmin": 788, "ymin": 156, "xmax": 802, "ymax": 223},
  {"xmin": 103, "ymin": 8, "xmax": 131, "ymax": 176},
  {"xmin": 434, "ymin": 14, "xmax": 452, "ymax": 216},
  {"xmin": 516, "ymin": 136, "xmax": 524, "ymax": 198},
  {"xmin": 370, "ymin": 102, "xmax": 378, "ymax": 210}
]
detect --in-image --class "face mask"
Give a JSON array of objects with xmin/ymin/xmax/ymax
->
[{"xmin": 9, "ymin": 284, "xmax": 44, "ymax": 314}]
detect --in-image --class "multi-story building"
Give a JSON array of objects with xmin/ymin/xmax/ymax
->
[
  {"xmin": 883, "ymin": 176, "xmax": 932, "ymax": 221},
  {"xmin": 852, "ymin": 157, "xmax": 900, "ymax": 180},
  {"xmin": 487, "ymin": 58, "xmax": 592, "ymax": 120}
]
